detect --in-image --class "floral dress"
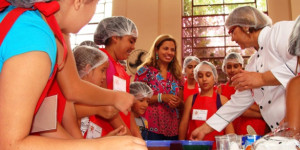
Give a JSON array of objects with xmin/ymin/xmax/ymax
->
[{"xmin": 134, "ymin": 66, "xmax": 182, "ymax": 137}]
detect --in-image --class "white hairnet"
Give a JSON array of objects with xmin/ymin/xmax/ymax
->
[
  {"xmin": 130, "ymin": 82, "xmax": 153, "ymax": 100},
  {"xmin": 182, "ymin": 56, "xmax": 201, "ymax": 74},
  {"xmin": 7, "ymin": 0, "xmax": 50, "ymax": 8},
  {"xmin": 225, "ymin": 6, "xmax": 272, "ymax": 30},
  {"xmin": 222, "ymin": 52, "xmax": 244, "ymax": 72},
  {"xmin": 79, "ymin": 40, "xmax": 99, "ymax": 49},
  {"xmin": 94, "ymin": 16, "xmax": 138, "ymax": 45},
  {"xmin": 289, "ymin": 16, "xmax": 300, "ymax": 56},
  {"xmin": 73, "ymin": 45, "xmax": 108, "ymax": 78},
  {"xmin": 194, "ymin": 61, "xmax": 218, "ymax": 83}
]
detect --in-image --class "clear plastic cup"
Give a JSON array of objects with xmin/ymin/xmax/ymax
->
[{"xmin": 215, "ymin": 136, "xmax": 230, "ymax": 150}]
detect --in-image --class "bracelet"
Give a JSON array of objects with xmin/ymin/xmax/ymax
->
[{"xmin": 158, "ymin": 93, "xmax": 162, "ymax": 103}]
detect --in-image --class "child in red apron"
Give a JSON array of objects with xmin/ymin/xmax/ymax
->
[
  {"xmin": 179, "ymin": 61, "xmax": 234, "ymax": 149},
  {"xmin": 182, "ymin": 56, "xmax": 201, "ymax": 102},
  {"xmin": 217, "ymin": 52, "xmax": 266, "ymax": 135},
  {"xmin": 93, "ymin": 16, "xmax": 141, "ymax": 138},
  {"xmin": 72, "ymin": 45, "xmax": 122, "ymax": 138},
  {"xmin": 0, "ymin": 0, "xmax": 145, "ymax": 149}
]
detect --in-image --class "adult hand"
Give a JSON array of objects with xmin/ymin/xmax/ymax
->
[
  {"xmin": 113, "ymin": 91, "xmax": 135, "ymax": 115},
  {"xmin": 100, "ymin": 136, "xmax": 147, "ymax": 150},
  {"xmin": 168, "ymin": 96, "xmax": 181, "ymax": 108},
  {"xmin": 162, "ymin": 94, "xmax": 181, "ymax": 107},
  {"xmin": 231, "ymin": 70, "xmax": 264, "ymax": 91},
  {"xmin": 189, "ymin": 123, "xmax": 214, "ymax": 140}
]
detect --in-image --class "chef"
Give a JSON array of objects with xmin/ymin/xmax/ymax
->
[{"xmin": 190, "ymin": 6, "xmax": 298, "ymax": 140}]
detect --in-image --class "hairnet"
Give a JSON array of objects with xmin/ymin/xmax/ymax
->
[
  {"xmin": 289, "ymin": 16, "xmax": 300, "ymax": 56},
  {"xmin": 94, "ymin": 16, "xmax": 138, "ymax": 45},
  {"xmin": 182, "ymin": 56, "xmax": 201, "ymax": 74},
  {"xmin": 130, "ymin": 82, "xmax": 153, "ymax": 100},
  {"xmin": 225, "ymin": 6, "xmax": 272, "ymax": 30},
  {"xmin": 194, "ymin": 61, "xmax": 218, "ymax": 82},
  {"xmin": 7, "ymin": 0, "xmax": 50, "ymax": 8},
  {"xmin": 73, "ymin": 45, "xmax": 108, "ymax": 78},
  {"xmin": 79, "ymin": 40, "xmax": 99, "ymax": 49},
  {"xmin": 222, "ymin": 52, "xmax": 244, "ymax": 72}
]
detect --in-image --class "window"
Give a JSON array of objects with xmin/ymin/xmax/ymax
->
[
  {"xmin": 70, "ymin": 0, "xmax": 112, "ymax": 49},
  {"xmin": 182, "ymin": 0, "xmax": 267, "ymax": 82}
]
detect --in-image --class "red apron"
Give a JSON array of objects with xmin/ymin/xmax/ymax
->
[
  {"xmin": 187, "ymin": 92, "xmax": 224, "ymax": 149},
  {"xmin": 0, "ymin": 0, "xmax": 67, "ymax": 124},
  {"xmin": 82, "ymin": 48, "xmax": 131, "ymax": 138}
]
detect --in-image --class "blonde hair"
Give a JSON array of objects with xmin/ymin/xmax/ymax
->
[{"xmin": 139, "ymin": 34, "xmax": 182, "ymax": 80}]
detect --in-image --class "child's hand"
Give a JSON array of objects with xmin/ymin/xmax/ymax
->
[
  {"xmin": 105, "ymin": 125, "xmax": 127, "ymax": 137},
  {"xmin": 113, "ymin": 91, "xmax": 135, "ymax": 115}
]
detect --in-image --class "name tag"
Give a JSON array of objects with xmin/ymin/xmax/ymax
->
[
  {"xmin": 86, "ymin": 122, "xmax": 102, "ymax": 139},
  {"xmin": 192, "ymin": 109, "xmax": 208, "ymax": 121},
  {"xmin": 113, "ymin": 75, "xmax": 126, "ymax": 92}
]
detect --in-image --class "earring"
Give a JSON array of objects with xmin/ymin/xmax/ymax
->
[{"xmin": 156, "ymin": 53, "xmax": 158, "ymax": 60}]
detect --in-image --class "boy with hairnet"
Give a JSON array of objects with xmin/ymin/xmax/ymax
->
[
  {"xmin": 130, "ymin": 82, "xmax": 154, "ymax": 140},
  {"xmin": 179, "ymin": 61, "xmax": 234, "ymax": 148},
  {"xmin": 94, "ymin": 16, "xmax": 141, "ymax": 138}
]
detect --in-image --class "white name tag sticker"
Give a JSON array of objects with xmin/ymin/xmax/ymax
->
[
  {"xmin": 113, "ymin": 75, "xmax": 126, "ymax": 92},
  {"xmin": 86, "ymin": 122, "xmax": 102, "ymax": 139},
  {"xmin": 31, "ymin": 95, "xmax": 57, "ymax": 133},
  {"xmin": 192, "ymin": 109, "xmax": 208, "ymax": 121}
]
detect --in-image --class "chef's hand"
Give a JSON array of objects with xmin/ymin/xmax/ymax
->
[
  {"xmin": 189, "ymin": 123, "xmax": 214, "ymax": 140},
  {"xmin": 231, "ymin": 70, "xmax": 264, "ymax": 91}
]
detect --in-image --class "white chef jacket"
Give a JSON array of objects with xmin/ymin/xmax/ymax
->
[{"xmin": 207, "ymin": 21, "xmax": 297, "ymax": 132}]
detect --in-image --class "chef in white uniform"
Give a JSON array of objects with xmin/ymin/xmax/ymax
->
[{"xmin": 190, "ymin": 6, "xmax": 298, "ymax": 140}]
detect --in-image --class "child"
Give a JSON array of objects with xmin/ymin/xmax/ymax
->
[
  {"xmin": 94, "ymin": 16, "xmax": 141, "ymax": 137},
  {"xmin": 182, "ymin": 56, "xmax": 201, "ymax": 102},
  {"xmin": 130, "ymin": 81, "xmax": 154, "ymax": 140},
  {"xmin": 217, "ymin": 52, "xmax": 266, "ymax": 135},
  {"xmin": 70, "ymin": 45, "xmax": 123, "ymax": 138},
  {"xmin": 179, "ymin": 61, "xmax": 234, "ymax": 148}
]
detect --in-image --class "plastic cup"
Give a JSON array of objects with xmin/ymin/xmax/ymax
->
[{"xmin": 215, "ymin": 136, "xmax": 230, "ymax": 150}]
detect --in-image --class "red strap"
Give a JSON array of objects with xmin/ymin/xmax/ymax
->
[{"xmin": 0, "ymin": 7, "xmax": 30, "ymax": 45}]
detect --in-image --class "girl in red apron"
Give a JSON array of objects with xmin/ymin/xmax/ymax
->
[
  {"xmin": 72, "ymin": 45, "xmax": 123, "ymax": 138},
  {"xmin": 0, "ymin": 0, "xmax": 145, "ymax": 149},
  {"xmin": 217, "ymin": 52, "xmax": 267, "ymax": 135},
  {"xmin": 179, "ymin": 61, "xmax": 234, "ymax": 149},
  {"xmin": 92, "ymin": 16, "xmax": 141, "ymax": 138},
  {"xmin": 182, "ymin": 56, "xmax": 201, "ymax": 102}
]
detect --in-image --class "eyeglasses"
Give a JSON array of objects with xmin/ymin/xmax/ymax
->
[{"xmin": 228, "ymin": 26, "xmax": 238, "ymax": 35}]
